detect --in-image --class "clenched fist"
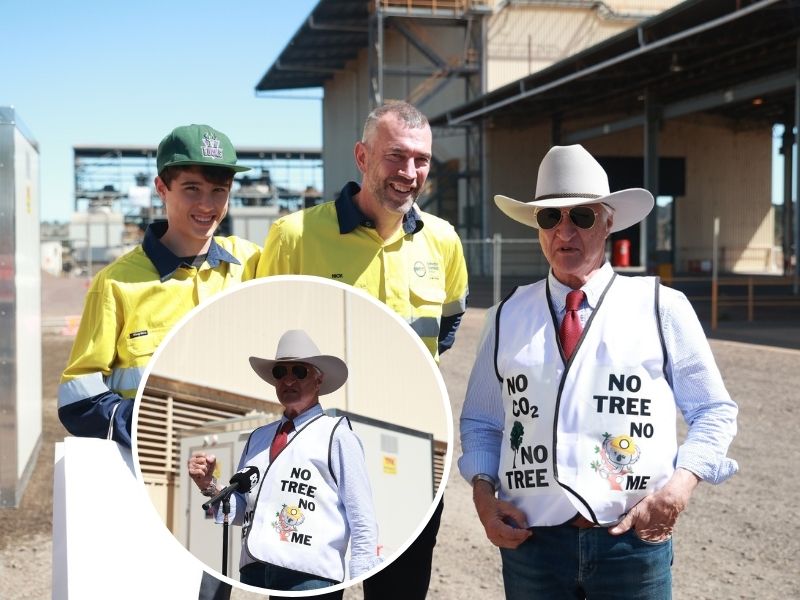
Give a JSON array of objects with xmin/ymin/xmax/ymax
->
[{"xmin": 187, "ymin": 452, "xmax": 217, "ymax": 492}]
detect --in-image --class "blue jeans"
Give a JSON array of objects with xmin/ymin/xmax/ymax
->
[
  {"xmin": 500, "ymin": 526, "xmax": 673, "ymax": 600},
  {"xmin": 239, "ymin": 562, "xmax": 342, "ymax": 597}
]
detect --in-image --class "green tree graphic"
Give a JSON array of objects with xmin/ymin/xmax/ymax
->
[{"xmin": 510, "ymin": 421, "xmax": 524, "ymax": 468}]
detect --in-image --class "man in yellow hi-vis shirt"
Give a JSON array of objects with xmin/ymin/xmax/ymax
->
[
  {"xmin": 257, "ymin": 101, "xmax": 468, "ymax": 600},
  {"xmin": 59, "ymin": 124, "xmax": 260, "ymax": 449}
]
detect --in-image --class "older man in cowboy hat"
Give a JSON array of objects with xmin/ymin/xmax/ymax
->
[
  {"xmin": 459, "ymin": 145, "xmax": 738, "ymax": 599},
  {"xmin": 188, "ymin": 330, "xmax": 381, "ymax": 594}
]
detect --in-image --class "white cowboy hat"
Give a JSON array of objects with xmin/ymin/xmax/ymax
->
[
  {"xmin": 249, "ymin": 329, "xmax": 348, "ymax": 395},
  {"xmin": 494, "ymin": 144, "xmax": 654, "ymax": 233}
]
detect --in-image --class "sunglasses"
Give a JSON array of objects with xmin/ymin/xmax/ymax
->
[
  {"xmin": 535, "ymin": 206, "xmax": 598, "ymax": 230},
  {"xmin": 272, "ymin": 364, "xmax": 310, "ymax": 380}
]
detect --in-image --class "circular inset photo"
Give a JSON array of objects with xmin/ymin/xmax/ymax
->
[{"xmin": 132, "ymin": 276, "xmax": 451, "ymax": 596}]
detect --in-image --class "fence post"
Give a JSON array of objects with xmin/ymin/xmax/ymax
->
[
  {"xmin": 711, "ymin": 217, "xmax": 719, "ymax": 331},
  {"xmin": 493, "ymin": 233, "xmax": 502, "ymax": 305}
]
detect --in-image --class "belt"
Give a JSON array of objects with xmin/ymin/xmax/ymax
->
[{"xmin": 569, "ymin": 514, "xmax": 599, "ymax": 529}]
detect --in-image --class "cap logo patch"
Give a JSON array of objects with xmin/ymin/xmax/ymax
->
[{"xmin": 201, "ymin": 132, "xmax": 223, "ymax": 160}]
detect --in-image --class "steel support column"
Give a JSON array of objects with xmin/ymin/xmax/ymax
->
[
  {"xmin": 367, "ymin": 8, "xmax": 385, "ymax": 108},
  {"xmin": 794, "ymin": 39, "xmax": 800, "ymax": 292},
  {"xmin": 368, "ymin": 4, "xmax": 488, "ymax": 242},
  {"xmin": 644, "ymin": 91, "xmax": 660, "ymax": 272},
  {"xmin": 782, "ymin": 118, "xmax": 794, "ymax": 276}
]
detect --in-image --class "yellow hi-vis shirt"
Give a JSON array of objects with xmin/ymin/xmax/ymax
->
[
  {"xmin": 257, "ymin": 195, "xmax": 468, "ymax": 360},
  {"xmin": 59, "ymin": 230, "xmax": 260, "ymax": 442}
]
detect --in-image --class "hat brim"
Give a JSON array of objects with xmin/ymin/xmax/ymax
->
[
  {"xmin": 249, "ymin": 355, "xmax": 348, "ymax": 396},
  {"xmin": 494, "ymin": 188, "xmax": 654, "ymax": 234},
  {"xmin": 159, "ymin": 159, "xmax": 251, "ymax": 174}
]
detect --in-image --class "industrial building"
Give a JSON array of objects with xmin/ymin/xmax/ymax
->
[
  {"xmin": 255, "ymin": 0, "xmax": 800, "ymax": 283},
  {"xmin": 66, "ymin": 144, "xmax": 323, "ymax": 271}
]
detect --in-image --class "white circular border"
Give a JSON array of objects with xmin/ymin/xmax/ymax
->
[{"xmin": 131, "ymin": 275, "xmax": 454, "ymax": 597}]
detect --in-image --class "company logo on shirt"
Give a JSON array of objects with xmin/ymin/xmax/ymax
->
[
  {"xmin": 427, "ymin": 261, "xmax": 441, "ymax": 280},
  {"xmin": 129, "ymin": 330, "xmax": 148, "ymax": 339},
  {"xmin": 413, "ymin": 261, "xmax": 426, "ymax": 277}
]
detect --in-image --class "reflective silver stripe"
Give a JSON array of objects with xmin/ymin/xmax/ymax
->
[
  {"xmin": 442, "ymin": 294, "xmax": 468, "ymax": 317},
  {"xmin": 408, "ymin": 316, "xmax": 441, "ymax": 339},
  {"xmin": 107, "ymin": 366, "xmax": 146, "ymax": 395},
  {"xmin": 58, "ymin": 373, "xmax": 109, "ymax": 408},
  {"xmin": 107, "ymin": 402, "xmax": 120, "ymax": 440}
]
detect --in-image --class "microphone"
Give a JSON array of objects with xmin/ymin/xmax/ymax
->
[{"xmin": 202, "ymin": 466, "xmax": 260, "ymax": 511}]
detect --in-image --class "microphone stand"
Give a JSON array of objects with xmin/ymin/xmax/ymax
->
[
  {"xmin": 202, "ymin": 486, "xmax": 239, "ymax": 577},
  {"xmin": 221, "ymin": 496, "xmax": 230, "ymax": 577},
  {"xmin": 199, "ymin": 468, "xmax": 259, "ymax": 579}
]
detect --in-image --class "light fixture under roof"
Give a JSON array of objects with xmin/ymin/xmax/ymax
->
[{"xmin": 669, "ymin": 53, "xmax": 683, "ymax": 73}]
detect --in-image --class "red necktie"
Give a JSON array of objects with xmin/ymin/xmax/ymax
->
[
  {"xmin": 560, "ymin": 290, "xmax": 585, "ymax": 360},
  {"xmin": 270, "ymin": 420, "xmax": 294, "ymax": 462}
]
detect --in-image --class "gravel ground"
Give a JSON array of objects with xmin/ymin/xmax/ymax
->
[{"xmin": 1, "ymin": 291, "xmax": 798, "ymax": 599}]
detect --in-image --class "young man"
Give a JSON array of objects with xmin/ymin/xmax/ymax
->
[{"xmin": 59, "ymin": 124, "xmax": 260, "ymax": 448}]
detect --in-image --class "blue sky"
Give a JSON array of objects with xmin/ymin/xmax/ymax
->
[
  {"xmin": 1, "ymin": 1, "xmax": 790, "ymax": 222},
  {"xmin": 1, "ymin": 0, "xmax": 320, "ymax": 222}
]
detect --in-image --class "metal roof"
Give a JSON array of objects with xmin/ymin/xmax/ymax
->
[
  {"xmin": 430, "ymin": 0, "xmax": 800, "ymax": 131},
  {"xmin": 255, "ymin": 0, "xmax": 369, "ymax": 92}
]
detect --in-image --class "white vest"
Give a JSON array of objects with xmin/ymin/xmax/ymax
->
[
  {"xmin": 244, "ymin": 414, "xmax": 350, "ymax": 581},
  {"xmin": 495, "ymin": 275, "xmax": 677, "ymax": 526}
]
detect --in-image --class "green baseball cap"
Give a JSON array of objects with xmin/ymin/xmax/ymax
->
[{"xmin": 156, "ymin": 124, "xmax": 250, "ymax": 174}]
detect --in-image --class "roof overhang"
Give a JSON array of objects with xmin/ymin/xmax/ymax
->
[
  {"xmin": 430, "ymin": 0, "xmax": 800, "ymax": 132},
  {"xmin": 255, "ymin": 0, "xmax": 370, "ymax": 92}
]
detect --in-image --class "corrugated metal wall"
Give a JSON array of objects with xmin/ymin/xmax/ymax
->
[{"xmin": 485, "ymin": 1, "xmax": 679, "ymax": 92}]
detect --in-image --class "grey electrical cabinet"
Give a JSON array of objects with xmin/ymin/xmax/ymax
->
[{"xmin": 0, "ymin": 107, "xmax": 42, "ymax": 507}]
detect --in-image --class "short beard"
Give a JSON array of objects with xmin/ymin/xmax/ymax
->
[{"xmin": 368, "ymin": 178, "xmax": 418, "ymax": 215}]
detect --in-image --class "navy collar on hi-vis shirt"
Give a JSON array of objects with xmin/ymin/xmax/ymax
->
[
  {"xmin": 143, "ymin": 221, "xmax": 241, "ymax": 282},
  {"xmin": 335, "ymin": 181, "xmax": 424, "ymax": 235}
]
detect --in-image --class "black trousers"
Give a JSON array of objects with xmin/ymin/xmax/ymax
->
[
  {"xmin": 362, "ymin": 498, "xmax": 444, "ymax": 600},
  {"xmin": 198, "ymin": 571, "xmax": 231, "ymax": 600},
  {"xmin": 270, "ymin": 591, "xmax": 342, "ymax": 600},
  {"xmin": 203, "ymin": 499, "xmax": 443, "ymax": 600}
]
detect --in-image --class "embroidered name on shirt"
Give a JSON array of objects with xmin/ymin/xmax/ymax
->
[{"xmin": 129, "ymin": 330, "xmax": 148, "ymax": 339}]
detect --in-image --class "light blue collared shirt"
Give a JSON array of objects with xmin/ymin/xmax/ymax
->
[{"xmin": 459, "ymin": 262, "xmax": 739, "ymax": 487}]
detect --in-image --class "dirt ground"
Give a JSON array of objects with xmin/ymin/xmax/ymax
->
[{"xmin": 1, "ymin": 277, "xmax": 798, "ymax": 599}]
